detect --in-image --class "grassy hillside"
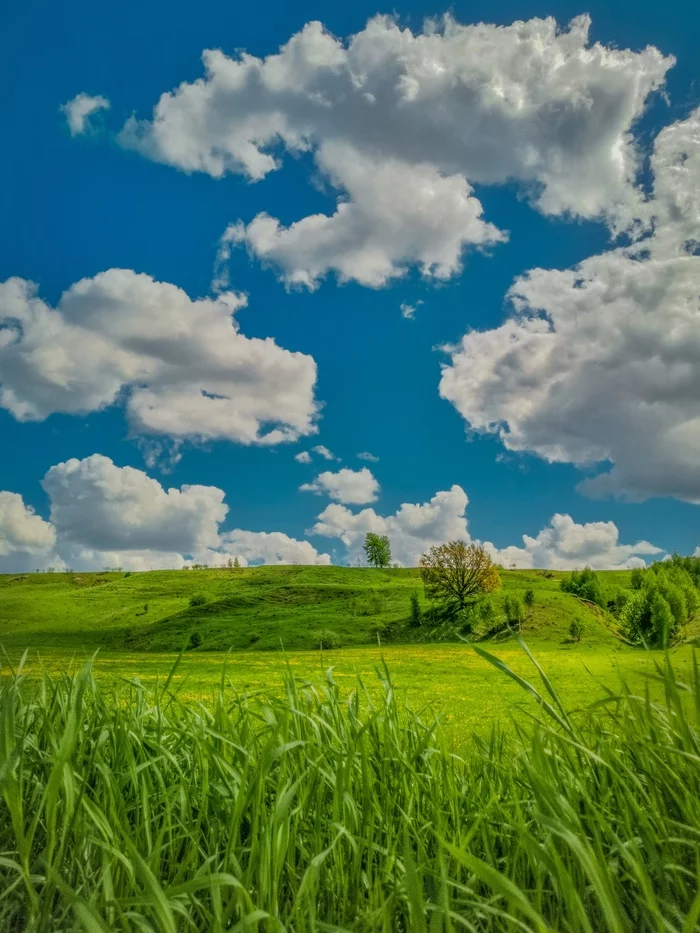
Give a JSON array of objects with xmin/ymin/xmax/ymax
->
[{"xmin": 0, "ymin": 564, "xmax": 634, "ymax": 651}]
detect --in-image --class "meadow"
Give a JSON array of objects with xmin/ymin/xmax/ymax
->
[
  {"xmin": 1, "ymin": 646, "xmax": 699, "ymax": 931},
  {"xmin": 2, "ymin": 565, "xmax": 700, "ymax": 930}
]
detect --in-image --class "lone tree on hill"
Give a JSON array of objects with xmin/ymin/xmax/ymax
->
[
  {"xmin": 419, "ymin": 541, "xmax": 500, "ymax": 613},
  {"xmin": 364, "ymin": 533, "xmax": 392, "ymax": 569}
]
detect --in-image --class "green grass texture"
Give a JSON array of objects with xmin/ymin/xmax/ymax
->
[{"xmin": 0, "ymin": 565, "xmax": 639, "ymax": 652}]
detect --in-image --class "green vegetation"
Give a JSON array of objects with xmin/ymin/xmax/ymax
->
[
  {"xmin": 419, "ymin": 541, "xmax": 501, "ymax": 615},
  {"xmin": 2, "ymin": 563, "xmax": 700, "ymax": 653},
  {"xmin": 363, "ymin": 532, "xmax": 392, "ymax": 569},
  {"xmin": 1, "ymin": 647, "xmax": 699, "ymax": 931}
]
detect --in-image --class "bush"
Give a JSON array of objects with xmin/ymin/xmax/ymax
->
[
  {"xmin": 560, "ymin": 567, "xmax": 605, "ymax": 607},
  {"xmin": 187, "ymin": 631, "xmax": 202, "ymax": 649},
  {"xmin": 503, "ymin": 595, "xmax": 524, "ymax": 631},
  {"xmin": 524, "ymin": 588, "xmax": 535, "ymax": 609},
  {"xmin": 568, "ymin": 618, "xmax": 584, "ymax": 643},
  {"xmin": 607, "ymin": 589, "xmax": 629, "ymax": 616},
  {"xmin": 189, "ymin": 594, "xmax": 207, "ymax": 608},
  {"xmin": 409, "ymin": 592, "xmax": 423, "ymax": 627},
  {"xmin": 316, "ymin": 629, "xmax": 341, "ymax": 649}
]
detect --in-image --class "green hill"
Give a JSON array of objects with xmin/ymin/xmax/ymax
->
[{"xmin": 0, "ymin": 564, "xmax": 635, "ymax": 652}]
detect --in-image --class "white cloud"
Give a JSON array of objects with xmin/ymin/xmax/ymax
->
[
  {"xmin": 233, "ymin": 142, "xmax": 504, "ymax": 288},
  {"xmin": 0, "ymin": 492, "xmax": 57, "ymax": 570},
  {"xmin": 117, "ymin": 14, "xmax": 671, "ymax": 287},
  {"xmin": 312, "ymin": 445, "xmax": 337, "ymax": 460},
  {"xmin": 440, "ymin": 107, "xmax": 700, "ymax": 503},
  {"xmin": 42, "ymin": 454, "xmax": 227, "ymax": 556},
  {"xmin": 61, "ymin": 93, "xmax": 110, "ymax": 136},
  {"xmin": 217, "ymin": 529, "xmax": 330, "ymax": 566},
  {"xmin": 0, "ymin": 455, "xmax": 330, "ymax": 572},
  {"xmin": 400, "ymin": 301, "xmax": 422, "ymax": 320},
  {"xmin": 0, "ymin": 269, "xmax": 318, "ymax": 447},
  {"xmin": 311, "ymin": 485, "xmax": 469, "ymax": 565},
  {"xmin": 484, "ymin": 513, "xmax": 662, "ymax": 570},
  {"xmin": 311, "ymin": 484, "xmax": 664, "ymax": 569},
  {"xmin": 294, "ymin": 451, "xmax": 312, "ymax": 464},
  {"xmin": 357, "ymin": 451, "xmax": 379, "ymax": 462},
  {"xmin": 0, "ymin": 468, "xmax": 671, "ymax": 572},
  {"xmin": 301, "ymin": 467, "xmax": 379, "ymax": 504}
]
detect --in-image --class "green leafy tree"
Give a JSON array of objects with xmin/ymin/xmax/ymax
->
[
  {"xmin": 569, "ymin": 618, "xmax": 584, "ymax": 643},
  {"xmin": 364, "ymin": 533, "xmax": 392, "ymax": 569},
  {"xmin": 409, "ymin": 592, "xmax": 423, "ymax": 627},
  {"xmin": 560, "ymin": 567, "xmax": 605, "ymax": 608},
  {"xmin": 419, "ymin": 542, "xmax": 501, "ymax": 615},
  {"xmin": 524, "ymin": 588, "xmax": 535, "ymax": 610},
  {"xmin": 504, "ymin": 595, "xmax": 525, "ymax": 631}
]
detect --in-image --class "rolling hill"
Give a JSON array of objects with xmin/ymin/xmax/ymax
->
[{"xmin": 0, "ymin": 564, "xmax": 634, "ymax": 652}]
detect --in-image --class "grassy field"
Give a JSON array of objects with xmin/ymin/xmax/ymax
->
[
  {"xmin": 0, "ymin": 564, "xmax": 636, "ymax": 652},
  {"xmin": 3, "ymin": 642, "xmax": 694, "ymax": 749},
  {"xmin": 1, "ymin": 647, "xmax": 699, "ymax": 931}
]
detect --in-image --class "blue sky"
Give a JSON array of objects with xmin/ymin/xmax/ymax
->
[{"xmin": 0, "ymin": 0, "xmax": 698, "ymax": 570}]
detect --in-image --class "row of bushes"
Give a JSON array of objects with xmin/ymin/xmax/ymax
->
[{"xmin": 560, "ymin": 555, "xmax": 700, "ymax": 648}]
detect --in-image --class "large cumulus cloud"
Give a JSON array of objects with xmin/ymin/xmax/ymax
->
[
  {"xmin": 115, "ymin": 13, "xmax": 672, "ymax": 287},
  {"xmin": 0, "ymin": 455, "xmax": 329, "ymax": 572},
  {"xmin": 440, "ymin": 107, "xmax": 700, "ymax": 503},
  {"xmin": 0, "ymin": 269, "xmax": 318, "ymax": 446}
]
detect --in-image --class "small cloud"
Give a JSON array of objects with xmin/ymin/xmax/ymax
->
[
  {"xmin": 138, "ymin": 439, "xmax": 183, "ymax": 473},
  {"xmin": 312, "ymin": 445, "xmax": 337, "ymax": 461},
  {"xmin": 61, "ymin": 93, "xmax": 110, "ymax": 136},
  {"xmin": 212, "ymin": 223, "xmax": 244, "ymax": 293},
  {"xmin": 294, "ymin": 451, "xmax": 312, "ymax": 464},
  {"xmin": 301, "ymin": 467, "xmax": 379, "ymax": 505},
  {"xmin": 400, "ymin": 300, "xmax": 423, "ymax": 319},
  {"xmin": 357, "ymin": 451, "xmax": 379, "ymax": 463}
]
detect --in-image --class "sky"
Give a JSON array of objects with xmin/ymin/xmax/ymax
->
[{"xmin": 0, "ymin": 0, "xmax": 699, "ymax": 572}]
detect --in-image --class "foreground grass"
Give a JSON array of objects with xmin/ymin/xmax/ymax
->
[{"xmin": 1, "ymin": 646, "xmax": 699, "ymax": 931}]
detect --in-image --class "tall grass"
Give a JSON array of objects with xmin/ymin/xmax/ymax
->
[{"xmin": 1, "ymin": 645, "xmax": 699, "ymax": 931}]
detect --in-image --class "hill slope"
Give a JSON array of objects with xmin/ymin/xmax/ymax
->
[{"xmin": 0, "ymin": 565, "xmax": 631, "ymax": 651}]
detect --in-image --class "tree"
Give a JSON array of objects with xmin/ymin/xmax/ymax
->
[
  {"xmin": 504, "ymin": 595, "xmax": 524, "ymax": 631},
  {"xmin": 419, "ymin": 541, "xmax": 500, "ymax": 614},
  {"xmin": 524, "ymin": 588, "xmax": 535, "ymax": 610},
  {"xmin": 569, "ymin": 618, "xmax": 584, "ymax": 643},
  {"xmin": 560, "ymin": 567, "xmax": 605, "ymax": 608},
  {"xmin": 364, "ymin": 533, "xmax": 391, "ymax": 569}
]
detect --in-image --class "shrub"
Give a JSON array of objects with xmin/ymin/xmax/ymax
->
[
  {"xmin": 560, "ymin": 567, "xmax": 605, "ymax": 607},
  {"xmin": 187, "ymin": 631, "xmax": 202, "ymax": 649},
  {"xmin": 316, "ymin": 629, "xmax": 341, "ymax": 649},
  {"xmin": 630, "ymin": 567, "xmax": 646, "ymax": 590},
  {"xmin": 619, "ymin": 584, "xmax": 679, "ymax": 648},
  {"xmin": 503, "ymin": 595, "xmax": 524, "ymax": 631},
  {"xmin": 568, "ymin": 618, "xmax": 584, "ymax": 643},
  {"xmin": 189, "ymin": 594, "xmax": 207, "ymax": 608},
  {"xmin": 409, "ymin": 592, "xmax": 423, "ymax": 627},
  {"xmin": 523, "ymin": 588, "xmax": 535, "ymax": 609}
]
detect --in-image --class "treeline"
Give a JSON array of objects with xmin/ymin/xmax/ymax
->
[{"xmin": 561, "ymin": 555, "xmax": 700, "ymax": 648}]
